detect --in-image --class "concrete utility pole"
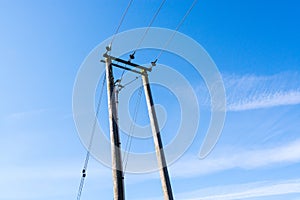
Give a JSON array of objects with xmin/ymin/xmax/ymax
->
[
  {"xmin": 102, "ymin": 52, "xmax": 174, "ymax": 200},
  {"xmin": 142, "ymin": 73, "xmax": 174, "ymax": 200},
  {"xmin": 105, "ymin": 56, "xmax": 125, "ymax": 200}
]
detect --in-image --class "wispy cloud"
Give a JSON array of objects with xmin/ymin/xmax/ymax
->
[
  {"xmin": 0, "ymin": 160, "xmax": 112, "ymax": 199},
  {"xmin": 224, "ymin": 72, "xmax": 300, "ymax": 111},
  {"xmin": 141, "ymin": 179, "xmax": 300, "ymax": 200},
  {"xmin": 197, "ymin": 72, "xmax": 300, "ymax": 111},
  {"xmin": 228, "ymin": 90, "xmax": 300, "ymax": 111},
  {"xmin": 5, "ymin": 108, "xmax": 48, "ymax": 120},
  {"xmin": 175, "ymin": 179, "xmax": 300, "ymax": 200},
  {"xmin": 169, "ymin": 139, "xmax": 300, "ymax": 178}
]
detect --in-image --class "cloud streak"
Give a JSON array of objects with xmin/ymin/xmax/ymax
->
[
  {"xmin": 141, "ymin": 179, "xmax": 300, "ymax": 200},
  {"xmin": 169, "ymin": 139, "xmax": 300, "ymax": 178},
  {"xmin": 176, "ymin": 179, "xmax": 300, "ymax": 200},
  {"xmin": 228, "ymin": 90, "xmax": 300, "ymax": 111},
  {"xmin": 197, "ymin": 72, "xmax": 300, "ymax": 111},
  {"xmin": 5, "ymin": 108, "xmax": 48, "ymax": 120},
  {"xmin": 224, "ymin": 72, "xmax": 300, "ymax": 111},
  {"xmin": 0, "ymin": 161, "xmax": 112, "ymax": 200}
]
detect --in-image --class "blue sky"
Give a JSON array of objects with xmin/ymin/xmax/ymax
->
[{"xmin": 1, "ymin": 0, "xmax": 300, "ymax": 199}]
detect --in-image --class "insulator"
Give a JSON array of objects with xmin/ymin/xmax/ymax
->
[
  {"xmin": 106, "ymin": 45, "xmax": 111, "ymax": 51},
  {"xmin": 151, "ymin": 59, "xmax": 158, "ymax": 67},
  {"xmin": 129, "ymin": 52, "xmax": 135, "ymax": 60}
]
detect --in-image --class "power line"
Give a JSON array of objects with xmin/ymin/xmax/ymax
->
[
  {"xmin": 76, "ymin": 1, "xmax": 133, "ymax": 197},
  {"xmin": 155, "ymin": 0, "xmax": 198, "ymax": 61},
  {"xmin": 76, "ymin": 75, "xmax": 106, "ymax": 200},
  {"xmin": 122, "ymin": 81, "xmax": 143, "ymax": 172},
  {"xmin": 122, "ymin": 76, "xmax": 140, "ymax": 88},
  {"xmin": 133, "ymin": 0, "xmax": 166, "ymax": 53},
  {"xmin": 118, "ymin": 0, "xmax": 165, "ymax": 83},
  {"xmin": 110, "ymin": 0, "xmax": 135, "ymax": 47}
]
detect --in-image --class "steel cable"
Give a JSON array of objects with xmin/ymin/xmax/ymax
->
[
  {"xmin": 122, "ymin": 81, "xmax": 143, "ymax": 172},
  {"xmin": 155, "ymin": 0, "xmax": 198, "ymax": 61},
  {"xmin": 76, "ymin": 76, "xmax": 106, "ymax": 200},
  {"xmin": 110, "ymin": 0, "xmax": 135, "ymax": 47}
]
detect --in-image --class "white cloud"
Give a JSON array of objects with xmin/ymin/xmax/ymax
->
[
  {"xmin": 0, "ymin": 160, "xmax": 112, "ymax": 199},
  {"xmin": 169, "ymin": 139, "xmax": 300, "ymax": 178},
  {"xmin": 228, "ymin": 90, "xmax": 300, "ymax": 111},
  {"xmin": 196, "ymin": 72, "xmax": 300, "ymax": 111},
  {"xmin": 141, "ymin": 179, "xmax": 300, "ymax": 200},
  {"xmin": 176, "ymin": 179, "xmax": 300, "ymax": 200},
  {"xmin": 5, "ymin": 108, "xmax": 48, "ymax": 120},
  {"xmin": 223, "ymin": 72, "xmax": 300, "ymax": 111}
]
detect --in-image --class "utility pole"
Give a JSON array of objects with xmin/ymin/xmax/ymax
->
[
  {"xmin": 142, "ymin": 72, "xmax": 174, "ymax": 200},
  {"xmin": 102, "ymin": 51, "xmax": 174, "ymax": 200},
  {"xmin": 105, "ymin": 56, "xmax": 125, "ymax": 200}
]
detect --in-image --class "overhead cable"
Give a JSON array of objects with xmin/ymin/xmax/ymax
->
[
  {"xmin": 76, "ymin": 76, "xmax": 106, "ymax": 200},
  {"xmin": 110, "ymin": 0, "xmax": 135, "ymax": 47},
  {"xmin": 133, "ymin": 0, "xmax": 166, "ymax": 53},
  {"xmin": 155, "ymin": 0, "xmax": 198, "ymax": 61},
  {"xmin": 122, "ymin": 81, "xmax": 143, "ymax": 172},
  {"xmin": 119, "ymin": 0, "xmax": 166, "ymax": 82}
]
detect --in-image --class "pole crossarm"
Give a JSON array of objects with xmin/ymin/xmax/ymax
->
[
  {"xmin": 103, "ymin": 53, "xmax": 152, "ymax": 74},
  {"xmin": 101, "ymin": 60, "xmax": 145, "ymax": 76}
]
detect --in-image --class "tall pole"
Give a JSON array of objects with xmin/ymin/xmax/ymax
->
[
  {"xmin": 142, "ymin": 72, "xmax": 174, "ymax": 200},
  {"xmin": 105, "ymin": 57, "xmax": 125, "ymax": 200}
]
